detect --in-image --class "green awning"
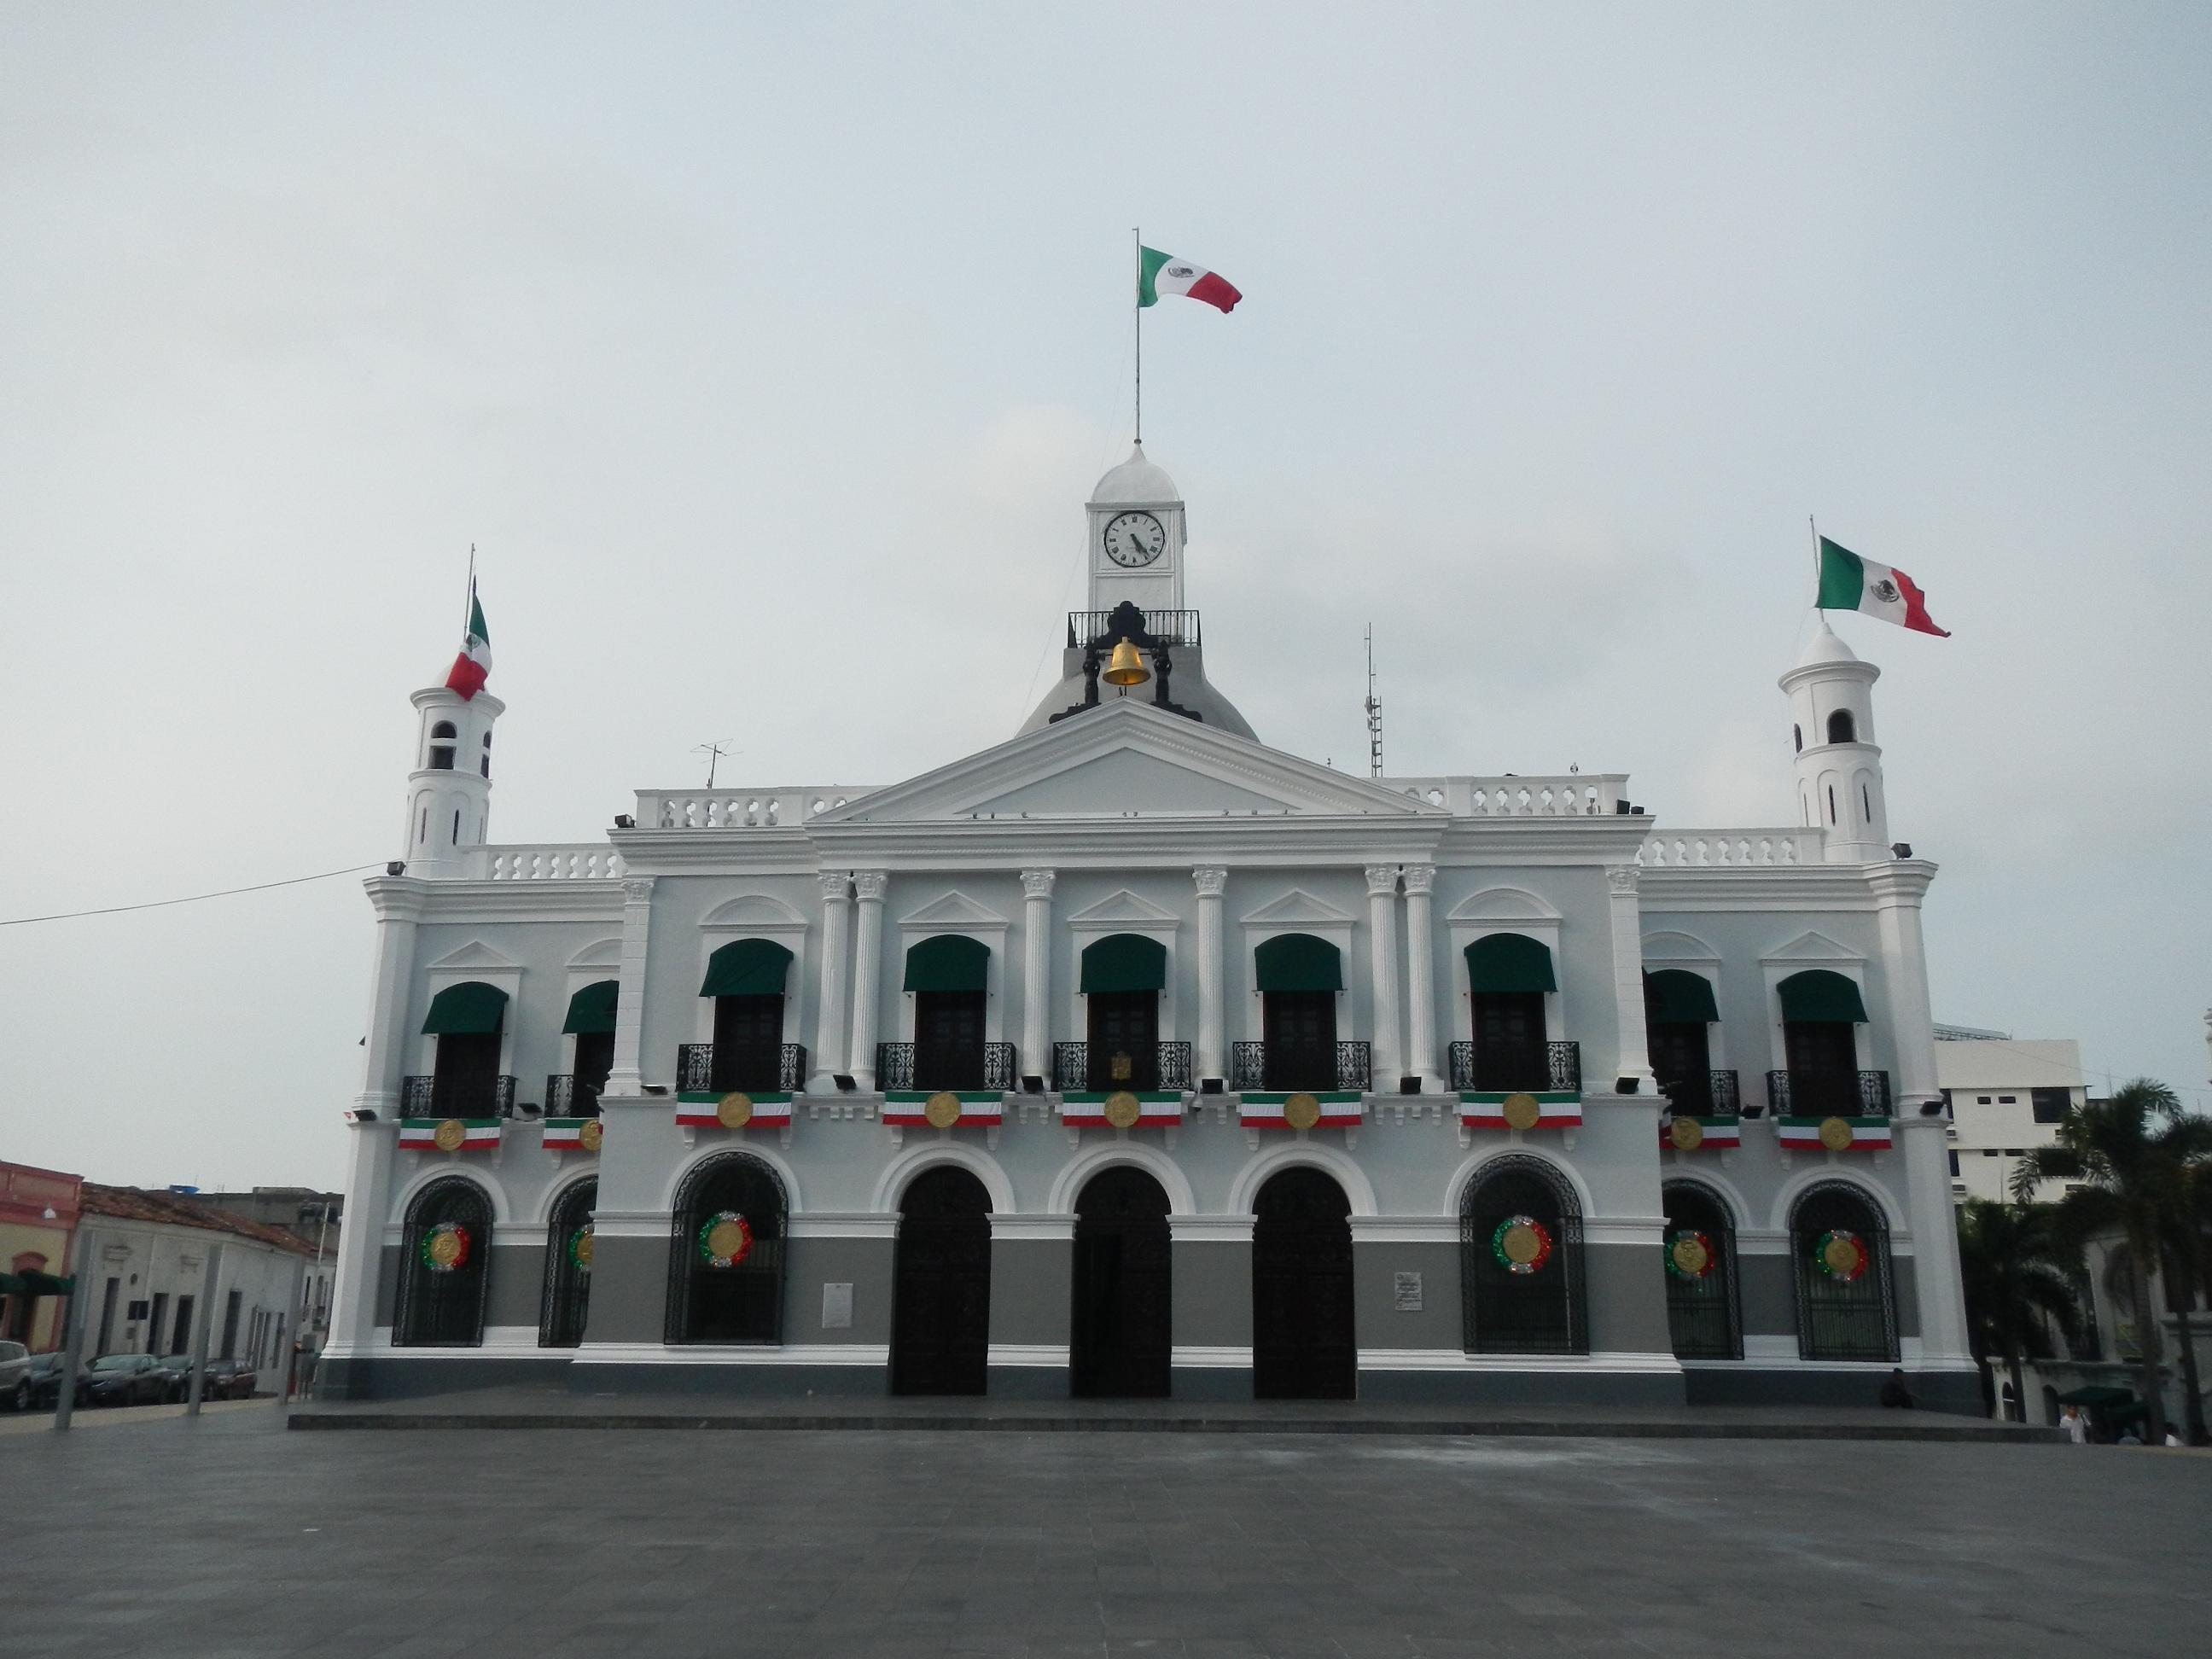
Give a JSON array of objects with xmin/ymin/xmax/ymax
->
[
  {"xmin": 700, "ymin": 939, "xmax": 795, "ymax": 998},
  {"xmin": 422, "ymin": 981, "xmax": 509, "ymax": 1035},
  {"xmin": 1466, "ymin": 933, "xmax": 1557, "ymax": 993},
  {"xmin": 0, "ymin": 1273, "xmax": 19, "ymax": 1295},
  {"xmin": 1778, "ymin": 969, "xmax": 1868, "ymax": 1023},
  {"xmin": 15, "ymin": 1270, "xmax": 71, "ymax": 1295},
  {"xmin": 2055, "ymin": 1384, "xmax": 2134, "ymax": 1407},
  {"xmin": 1644, "ymin": 968, "xmax": 1720, "ymax": 1025},
  {"xmin": 562, "ymin": 979, "xmax": 620, "ymax": 1034},
  {"xmin": 1080, "ymin": 933, "xmax": 1167, "ymax": 994},
  {"xmin": 905, "ymin": 934, "xmax": 989, "ymax": 993},
  {"xmin": 1255, "ymin": 932, "xmax": 1342, "ymax": 993}
]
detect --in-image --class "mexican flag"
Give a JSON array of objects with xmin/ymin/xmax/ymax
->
[
  {"xmin": 1139, "ymin": 247, "xmax": 1242, "ymax": 313},
  {"xmin": 398, "ymin": 1117, "xmax": 503, "ymax": 1151},
  {"xmin": 445, "ymin": 591, "xmax": 492, "ymax": 698},
  {"xmin": 1817, "ymin": 538, "xmax": 1948, "ymax": 637}
]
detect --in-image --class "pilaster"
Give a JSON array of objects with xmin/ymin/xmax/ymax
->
[
  {"xmin": 1365, "ymin": 864, "xmax": 1404, "ymax": 1086},
  {"xmin": 1021, "ymin": 869, "xmax": 1056, "ymax": 1084},
  {"xmin": 847, "ymin": 871, "xmax": 887, "ymax": 1091},
  {"xmin": 812, "ymin": 871, "xmax": 853, "ymax": 1091},
  {"xmin": 1193, "ymin": 865, "xmax": 1228, "ymax": 1084},
  {"xmin": 604, "ymin": 876, "xmax": 656, "ymax": 1097},
  {"xmin": 323, "ymin": 1117, "xmax": 397, "ymax": 1359},
  {"xmin": 1604, "ymin": 864, "xmax": 1653, "ymax": 1089},
  {"xmin": 1401, "ymin": 864, "xmax": 1439, "ymax": 1089},
  {"xmin": 358, "ymin": 878, "xmax": 427, "ymax": 1108}
]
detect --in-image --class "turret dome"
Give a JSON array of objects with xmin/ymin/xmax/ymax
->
[
  {"xmin": 1792, "ymin": 620, "xmax": 1860, "ymax": 670},
  {"xmin": 1091, "ymin": 445, "xmax": 1180, "ymax": 504}
]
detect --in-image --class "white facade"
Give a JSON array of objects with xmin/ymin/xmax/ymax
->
[
  {"xmin": 1935, "ymin": 1037, "xmax": 2085, "ymax": 1204},
  {"xmin": 77, "ymin": 1195, "xmax": 312, "ymax": 1371}
]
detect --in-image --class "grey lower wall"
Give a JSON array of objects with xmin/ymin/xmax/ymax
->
[
  {"xmin": 374, "ymin": 1244, "xmax": 400, "ymax": 1327},
  {"xmin": 1353, "ymin": 1242, "xmax": 1459, "ymax": 1350},
  {"xmin": 788, "ymin": 1237, "xmax": 894, "ymax": 1344},
  {"xmin": 1738, "ymin": 1254, "xmax": 1795, "ymax": 1337},
  {"xmin": 1686, "ymin": 1365, "xmax": 1981, "ymax": 1416},
  {"xmin": 581, "ymin": 1235, "xmax": 668, "ymax": 1344},
  {"xmin": 988, "ymin": 1238, "xmax": 1072, "ymax": 1347},
  {"xmin": 1173, "ymin": 1241, "xmax": 1250, "ymax": 1348},
  {"xmin": 1584, "ymin": 1243, "xmax": 1673, "ymax": 1355},
  {"xmin": 486, "ymin": 1244, "xmax": 546, "ymax": 1331}
]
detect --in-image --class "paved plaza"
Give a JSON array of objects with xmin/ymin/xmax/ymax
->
[{"xmin": 1, "ymin": 1406, "xmax": 2205, "ymax": 1658}]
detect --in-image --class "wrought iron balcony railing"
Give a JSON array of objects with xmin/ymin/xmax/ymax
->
[
  {"xmin": 1447, "ymin": 1041, "xmax": 1582, "ymax": 1094},
  {"xmin": 401, "ymin": 1074, "xmax": 518, "ymax": 1118},
  {"xmin": 1231, "ymin": 1041, "xmax": 1371, "ymax": 1093},
  {"xmin": 1068, "ymin": 607, "xmax": 1201, "ymax": 649},
  {"xmin": 1657, "ymin": 1068, "xmax": 1739, "ymax": 1118},
  {"xmin": 678, "ymin": 1042, "xmax": 808, "ymax": 1095},
  {"xmin": 1051, "ymin": 1041, "xmax": 1194, "ymax": 1093},
  {"xmin": 545, "ymin": 1074, "xmax": 605, "ymax": 1118},
  {"xmin": 876, "ymin": 1040, "xmax": 1018, "ymax": 1094},
  {"xmin": 1766, "ymin": 1068, "xmax": 1892, "ymax": 1117}
]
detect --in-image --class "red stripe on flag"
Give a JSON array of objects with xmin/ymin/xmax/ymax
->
[
  {"xmin": 1185, "ymin": 273, "xmax": 1241, "ymax": 312},
  {"xmin": 445, "ymin": 653, "xmax": 488, "ymax": 698},
  {"xmin": 1893, "ymin": 568, "xmax": 1949, "ymax": 637}
]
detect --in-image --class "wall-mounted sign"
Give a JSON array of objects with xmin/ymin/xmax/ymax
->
[{"xmin": 1393, "ymin": 1272, "xmax": 1423, "ymax": 1312}]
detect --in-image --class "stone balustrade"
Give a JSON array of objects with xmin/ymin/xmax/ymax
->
[
  {"xmin": 1382, "ymin": 774, "xmax": 1627, "ymax": 817},
  {"xmin": 632, "ymin": 787, "xmax": 878, "ymax": 830},
  {"xmin": 1636, "ymin": 829, "xmax": 1822, "ymax": 868},
  {"xmin": 480, "ymin": 846, "xmax": 626, "ymax": 881}
]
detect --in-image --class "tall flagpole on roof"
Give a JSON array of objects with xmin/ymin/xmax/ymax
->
[
  {"xmin": 1132, "ymin": 226, "xmax": 1142, "ymax": 446},
  {"xmin": 464, "ymin": 543, "xmax": 477, "ymax": 632}
]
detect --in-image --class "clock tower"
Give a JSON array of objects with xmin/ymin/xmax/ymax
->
[{"xmin": 1086, "ymin": 445, "xmax": 1186, "ymax": 617}]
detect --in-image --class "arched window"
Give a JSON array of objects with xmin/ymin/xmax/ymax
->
[
  {"xmin": 1462, "ymin": 934, "xmax": 1557, "ymax": 1091},
  {"xmin": 1776, "ymin": 969, "xmax": 1869, "ymax": 1116},
  {"xmin": 1790, "ymin": 1180, "xmax": 1896, "ymax": 1362},
  {"xmin": 1792, "ymin": 724, "xmax": 1802, "ymax": 754},
  {"xmin": 1825, "ymin": 709, "xmax": 1856, "ymax": 745},
  {"xmin": 480, "ymin": 730, "xmax": 492, "ymax": 779},
  {"xmin": 428, "ymin": 721, "xmax": 457, "ymax": 771},
  {"xmin": 1644, "ymin": 969, "xmax": 1720, "ymax": 1114},
  {"xmin": 420, "ymin": 981, "xmax": 509, "ymax": 1116},
  {"xmin": 902, "ymin": 935, "xmax": 992, "ymax": 1091},
  {"xmin": 539, "ymin": 1179, "xmax": 597, "ymax": 1348},
  {"xmin": 1662, "ymin": 1180, "xmax": 1740, "ymax": 1359},
  {"xmin": 666, "ymin": 1152, "xmax": 787, "ymax": 1344},
  {"xmin": 694, "ymin": 940, "xmax": 795, "ymax": 1092},
  {"xmin": 1076, "ymin": 934, "xmax": 1169, "ymax": 1091},
  {"xmin": 1248, "ymin": 933, "xmax": 1346, "ymax": 1090},
  {"xmin": 394, "ymin": 1177, "xmax": 492, "ymax": 1348},
  {"xmin": 1459, "ymin": 1155, "xmax": 1585, "ymax": 1354}
]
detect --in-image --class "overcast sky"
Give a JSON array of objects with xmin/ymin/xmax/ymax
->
[{"xmin": 3, "ymin": 4, "xmax": 2207, "ymax": 1192}]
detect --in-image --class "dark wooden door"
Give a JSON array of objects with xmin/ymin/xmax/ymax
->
[
  {"xmin": 1252, "ymin": 1168, "xmax": 1356, "ymax": 1399},
  {"xmin": 1086, "ymin": 991, "xmax": 1160, "ymax": 1090},
  {"xmin": 571, "ymin": 1030, "xmax": 614, "ymax": 1113},
  {"xmin": 890, "ymin": 1167, "xmax": 992, "ymax": 1395},
  {"xmin": 711, "ymin": 994, "xmax": 786, "ymax": 1091},
  {"xmin": 1647, "ymin": 1020, "xmax": 1713, "ymax": 1114},
  {"xmin": 1471, "ymin": 991, "xmax": 1547, "ymax": 1091},
  {"xmin": 1071, "ymin": 1167, "xmax": 1173, "ymax": 1398},
  {"xmin": 1262, "ymin": 991, "xmax": 1337, "ymax": 1089},
  {"xmin": 915, "ymin": 990, "xmax": 987, "ymax": 1090},
  {"xmin": 431, "ymin": 1029, "xmax": 501, "ymax": 1114},
  {"xmin": 1784, "ymin": 1021, "xmax": 1860, "ymax": 1114}
]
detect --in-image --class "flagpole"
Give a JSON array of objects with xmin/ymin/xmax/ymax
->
[
  {"xmin": 464, "ymin": 543, "xmax": 476, "ymax": 631},
  {"xmin": 1807, "ymin": 516, "xmax": 1821, "ymax": 614},
  {"xmin": 1132, "ymin": 226, "xmax": 1142, "ymax": 446}
]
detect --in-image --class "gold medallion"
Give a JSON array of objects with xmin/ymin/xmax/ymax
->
[
  {"xmin": 1500, "ymin": 1223, "xmax": 1544, "ymax": 1266},
  {"xmin": 1103, "ymin": 1091, "xmax": 1143, "ymax": 1130},
  {"xmin": 572, "ymin": 1226, "xmax": 596, "ymax": 1269},
  {"xmin": 579, "ymin": 1120, "xmax": 604, "ymax": 1154},
  {"xmin": 1670, "ymin": 1235, "xmax": 1711, "ymax": 1278},
  {"xmin": 1818, "ymin": 1116, "xmax": 1854, "ymax": 1152},
  {"xmin": 923, "ymin": 1091, "xmax": 964, "ymax": 1129},
  {"xmin": 432, "ymin": 1118, "xmax": 467, "ymax": 1152},
  {"xmin": 1284, "ymin": 1091, "xmax": 1322, "ymax": 1131},
  {"xmin": 716, "ymin": 1092, "xmax": 754, "ymax": 1130},
  {"xmin": 1501, "ymin": 1092, "xmax": 1541, "ymax": 1132},
  {"xmin": 1669, "ymin": 1117, "xmax": 1704, "ymax": 1151},
  {"xmin": 707, "ymin": 1219, "xmax": 749, "ymax": 1261},
  {"xmin": 427, "ymin": 1228, "xmax": 464, "ymax": 1267},
  {"xmin": 1822, "ymin": 1234, "xmax": 1861, "ymax": 1278}
]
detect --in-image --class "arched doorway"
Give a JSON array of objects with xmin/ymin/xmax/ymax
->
[
  {"xmin": 666, "ymin": 1153, "xmax": 787, "ymax": 1344},
  {"xmin": 1252, "ymin": 1167, "xmax": 1355, "ymax": 1399},
  {"xmin": 1660, "ymin": 1180, "xmax": 1740, "ymax": 1359},
  {"xmin": 1790, "ymin": 1179, "xmax": 1896, "ymax": 1362},
  {"xmin": 538, "ymin": 1179, "xmax": 597, "ymax": 1349},
  {"xmin": 1458, "ymin": 1155, "xmax": 1586, "ymax": 1354},
  {"xmin": 1071, "ymin": 1167, "xmax": 1173, "ymax": 1398},
  {"xmin": 891, "ymin": 1167, "xmax": 993, "ymax": 1395},
  {"xmin": 394, "ymin": 1178, "xmax": 493, "ymax": 1348}
]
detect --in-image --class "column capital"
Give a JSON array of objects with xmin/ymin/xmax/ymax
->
[
  {"xmin": 1364, "ymin": 864, "xmax": 1400, "ymax": 897},
  {"xmin": 853, "ymin": 870, "xmax": 888, "ymax": 901},
  {"xmin": 1400, "ymin": 863, "xmax": 1437, "ymax": 896},
  {"xmin": 1020, "ymin": 868, "xmax": 1057, "ymax": 900},
  {"xmin": 1604, "ymin": 864, "xmax": 1640, "ymax": 895},
  {"xmin": 620, "ymin": 876, "xmax": 657, "ymax": 903},
  {"xmin": 818, "ymin": 870, "xmax": 853, "ymax": 903},
  {"xmin": 1192, "ymin": 865, "xmax": 1228, "ymax": 898}
]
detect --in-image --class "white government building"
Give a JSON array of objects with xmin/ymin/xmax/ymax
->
[{"xmin": 320, "ymin": 446, "xmax": 1976, "ymax": 1411}]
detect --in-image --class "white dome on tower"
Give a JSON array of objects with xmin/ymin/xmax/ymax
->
[
  {"xmin": 1091, "ymin": 445, "xmax": 1180, "ymax": 504},
  {"xmin": 1792, "ymin": 620, "xmax": 1860, "ymax": 670}
]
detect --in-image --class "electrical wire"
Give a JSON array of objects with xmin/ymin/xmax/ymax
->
[{"xmin": 0, "ymin": 863, "xmax": 385, "ymax": 927}]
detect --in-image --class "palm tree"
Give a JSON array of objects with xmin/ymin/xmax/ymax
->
[
  {"xmin": 2014, "ymin": 1080, "xmax": 2212, "ymax": 1445},
  {"xmin": 1957, "ymin": 1199, "xmax": 2082, "ymax": 1420}
]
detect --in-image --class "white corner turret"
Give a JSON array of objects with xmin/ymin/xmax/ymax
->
[
  {"xmin": 401, "ymin": 684, "xmax": 503, "ymax": 875},
  {"xmin": 1778, "ymin": 622, "xmax": 1890, "ymax": 862}
]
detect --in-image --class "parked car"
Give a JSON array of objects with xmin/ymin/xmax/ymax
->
[
  {"xmin": 203, "ymin": 1358, "xmax": 258, "ymax": 1400},
  {"xmin": 82, "ymin": 1353, "xmax": 169, "ymax": 1406},
  {"xmin": 154, "ymin": 1353, "xmax": 196, "ymax": 1401},
  {"xmin": 26, "ymin": 1351, "xmax": 88, "ymax": 1410},
  {"xmin": 0, "ymin": 1341, "xmax": 29, "ymax": 1412}
]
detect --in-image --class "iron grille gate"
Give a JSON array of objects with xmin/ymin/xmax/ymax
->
[
  {"xmin": 1458, "ymin": 1154, "xmax": 1587, "ymax": 1354},
  {"xmin": 538, "ymin": 1178, "xmax": 597, "ymax": 1348},
  {"xmin": 666, "ymin": 1152, "xmax": 788, "ymax": 1345},
  {"xmin": 1661, "ymin": 1180, "xmax": 1742, "ymax": 1360},
  {"xmin": 393, "ymin": 1176, "xmax": 492, "ymax": 1348},
  {"xmin": 1790, "ymin": 1179, "xmax": 1899, "ymax": 1362}
]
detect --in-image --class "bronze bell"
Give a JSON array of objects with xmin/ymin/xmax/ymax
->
[{"xmin": 1103, "ymin": 637, "xmax": 1150, "ymax": 686}]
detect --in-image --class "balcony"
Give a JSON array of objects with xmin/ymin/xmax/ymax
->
[
  {"xmin": 1447, "ymin": 1041, "xmax": 1583, "ymax": 1095},
  {"xmin": 1766, "ymin": 1068, "xmax": 1893, "ymax": 1117},
  {"xmin": 1051, "ymin": 1041, "xmax": 1194, "ymax": 1093},
  {"xmin": 876, "ymin": 1041, "xmax": 1018, "ymax": 1094},
  {"xmin": 678, "ymin": 1042, "xmax": 809, "ymax": 1095},
  {"xmin": 545, "ymin": 1074, "xmax": 604, "ymax": 1118},
  {"xmin": 1657, "ymin": 1068, "xmax": 1739, "ymax": 1118},
  {"xmin": 1231, "ymin": 1041, "xmax": 1371, "ymax": 1093},
  {"xmin": 400, "ymin": 1074, "xmax": 518, "ymax": 1118}
]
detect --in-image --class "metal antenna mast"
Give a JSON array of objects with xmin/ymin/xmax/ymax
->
[
  {"xmin": 692, "ymin": 741, "xmax": 736, "ymax": 788},
  {"xmin": 1364, "ymin": 624, "xmax": 1384, "ymax": 780}
]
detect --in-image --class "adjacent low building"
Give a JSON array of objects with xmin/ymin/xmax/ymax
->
[
  {"xmin": 0, "ymin": 1161, "xmax": 81, "ymax": 1352},
  {"xmin": 76, "ymin": 1186, "xmax": 318, "ymax": 1371},
  {"xmin": 1933, "ymin": 1033, "xmax": 2086, "ymax": 1204}
]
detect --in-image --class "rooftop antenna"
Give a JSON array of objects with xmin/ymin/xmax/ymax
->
[
  {"xmin": 692, "ymin": 741, "xmax": 736, "ymax": 788},
  {"xmin": 1364, "ymin": 624, "xmax": 1384, "ymax": 779}
]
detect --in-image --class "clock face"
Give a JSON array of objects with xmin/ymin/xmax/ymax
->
[{"xmin": 1102, "ymin": 510, "xmax": 1167, "ymax": 568}]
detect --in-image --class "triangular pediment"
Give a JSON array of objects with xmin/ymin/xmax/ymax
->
[
  {"xmin": 426, "ymin": 940, "xmax": 520, "ymax": 971},
  {"xmin": 701, "ymin": 894, "xmax": 809, "ymax": 929},
  {"xmin": 812, "ymin": 700, "xmax": 1439, "ymax": 826},
  {"xmin": 1067, "ymin": 888, "xmax": 1181, "ymax": 928},
  {"xmin": 898, "ymin": 890, "xmax": 1008, "ymax": 929},
  {"xmin": 1762, "ymin": 928, "xmax": 1863, "ymax": 964},
  {"xmin": 1238, "ymin": 888, "xmax": 1356, "ymax": 928}
]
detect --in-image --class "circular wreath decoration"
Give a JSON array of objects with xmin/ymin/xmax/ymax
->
[
  {"xmin": 1814, "ymin": 1228, "xmax": 1869, "ymax": 1283},
  {"xmin": 1491, "ymin": 1214, "xmax": 1554, "ymax": 1276},
  {"xmin": 568, "ymin": 1223, "xmax": 595, "ymax": 1272},
  {"xmin": 1666, "ymin": 1229, "xmax": 1716, "ymax": 1280},
  {"xmin": 418, "ymin": 1220, "xmax": 471, "ymax": 1273},
  {"xmin": 697, "ymin": 1210, "xmax": 754, "ymax": 1270}
]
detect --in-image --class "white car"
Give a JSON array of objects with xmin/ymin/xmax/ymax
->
[{"xmin": 0, "ymin": 1341, "xmax": 31, "ymax": 1412}]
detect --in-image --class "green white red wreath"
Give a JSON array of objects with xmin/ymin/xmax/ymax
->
[
  {"xmin": 419, "ymin": 1220, "xmax": 471, "ymax": 1273},
  {"xmin": 568, "ymin": 1224, "xmax": 595, "ymax": 1272},
  {"xmin": 1814, "ymin": 1228, "xmax": 1869, "ymax": 1283},
  {"xmin": 1666, "ymin": 1229, "xmax": 1716, "ymax": 1280},
  {"xmin": 697, "ymin": 1209, "xmax": 754, "ymax": 1269},
  {"xmin": 1491, "ymin": 1214, "xmax": 1553, "ymax": 1276}
]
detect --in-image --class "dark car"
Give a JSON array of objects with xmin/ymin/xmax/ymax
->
[
  {"xmin": 83, "ymin": 1353, "xmax": 169, "ymax": 1406},
  {"xmin": 154, "ymin": 1353, "xmax": 196, "ymax": 1401},
  {"xmin": 203, "ymin": 1358, "xmax": 258, "ymax": 1400},
  {"xmin": 26, "ymin": 1351, "xmax": 88, "ymax": 1410}
]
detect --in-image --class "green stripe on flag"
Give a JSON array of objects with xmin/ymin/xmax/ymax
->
[
  {"xmin": 468, "ymin": 595, "xmax": 489, "ymax": 644},
  {"xmin": 1816, "ymin": 538, "xmax": 1866, "ymax": 609},
  {"xmin": 1138, "ymin": 247, "xmax": 1172, "ymax": 308}
]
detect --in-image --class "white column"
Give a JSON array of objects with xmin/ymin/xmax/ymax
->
[
  {"xmin": 1605, "ymin": 864, "xmax": 1653, "ymax": 1091},
  {"xmin": 357, "ymin": 877, "xmax": 425, "ymax": 1109},
  {"xmin": 1193, "ymin": 866, "xmax": 1228, "ymax": 1084},
  {"xmin": 847, "ymin": 871, "xmax": 888, "ymax": 1091},
  {"xmin": 812, "ymin": 871, "xmax": 853, "ymax": 1091},
  {"xmin": 1364, "ymin": 864, "xmax": 1403, "ymax": 1089},
  {"xmin": 1401, "ymin": 863, "xmax": 1439, "ymax": 1090},
  {"xmin": 322, "ymin": 1120, "xmax": 395, "ymax": 1363},
  {"xmin": 605, "ymin": 876, "xmax": 657, "ymax": 1097},
  {"xmin": 1021, "ymin": 869, "xmax": 1056, "ymax": 1085}
]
